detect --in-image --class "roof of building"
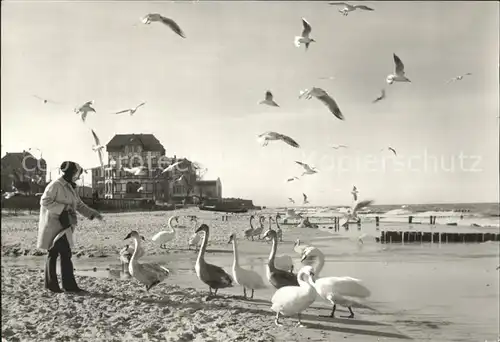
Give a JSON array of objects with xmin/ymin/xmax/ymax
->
[
  {"xmin": 1, "ymin": 151, "xmax": 47, "ymax": 172},
  {"xmin": 106, "ymin": 134, "xmax": 166, "ymax": 153}
]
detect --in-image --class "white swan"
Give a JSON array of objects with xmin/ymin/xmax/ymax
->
[
  {"xmin": 301, "ymin": 247, "xmax": 372, "ymax": 318},
  {"xmin": 293, "ymin": 239, "xmax": 310, "ymax": 255},
  {"xmin": 124, "ymin": 230, "xmax": 170, "ymax": 291},
  {"xmin": 271, "ymin": 265, "xmax": 317, "ymax": 327},
  {"xmin": 187, "ymin": 216, "xmax": 201, "ymax": 250},
  {"xmin": 228, "ymin": 233, "xmax": 267, "ymax": 299},
  {"xmin": 151, "ymin": 215, "xmax": 179, "ymax": 248},
  {"xmin": 244, "ymin": 215, "xmax": 256, "ymax": 240}
]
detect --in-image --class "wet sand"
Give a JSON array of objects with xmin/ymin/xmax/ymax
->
[{"xmin": 2, "ymin": 209, "xmax": 499, "ymax": 341}]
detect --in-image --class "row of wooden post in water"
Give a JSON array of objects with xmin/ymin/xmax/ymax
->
[
  {"xmin": 378, "ymin": 230, "xmax": 500, "ymax": 244},
  {"xmin": 298, "ymin": 216, "xmax": 499, "ymax": 244}
]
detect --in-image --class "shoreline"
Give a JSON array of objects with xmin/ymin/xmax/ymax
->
[{"xmin": 2, "ymin": 209, "xmax": 499, "ymax": 342}]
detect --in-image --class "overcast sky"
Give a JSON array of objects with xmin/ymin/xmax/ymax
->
[{"xmin": 1, "ymin": 1, "xmax": 498, "ymax": 206}]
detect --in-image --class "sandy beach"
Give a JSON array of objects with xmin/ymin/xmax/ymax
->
[{"xmin": 2, "ymin": 208, "xmax": 499, "ymax": 342}]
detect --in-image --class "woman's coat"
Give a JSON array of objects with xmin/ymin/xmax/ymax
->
[{"xmin": 37, "ymin": 177, "xmax": 99, "ymax": 250}]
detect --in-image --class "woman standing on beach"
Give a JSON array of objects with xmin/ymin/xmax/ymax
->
[{"xmin": 37, "ymin": 161, "xmax": 103, "ymax": 293}]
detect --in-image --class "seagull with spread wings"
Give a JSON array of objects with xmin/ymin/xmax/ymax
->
[
  {"xmin": 257, "ymin": 131, "xmax": 300, "ymax": 148},
  {"xmin": 141, "ymin": 14, "xmax": 186, "ymax": 38},
  {"xmin": 288, "ymin": 198, "xmax": 295, "ymax": 204},
  {"xmin": 328, "ymin": 2, "xmax": 375, "ymax": 16},
  {"xmin": 112, "ymin": 102, "xmax": 146, "ymax": 115},
  {"xmin": 259, "ymin": 91, "xmax": 279, "ymax": 107},
  {"xmin": 91, "ymin": 129, "xmax": 105, "ymax": 172},
  {"xmin": 295, "ymin": 161, "xmax": 318, "ymax": 176},
  {"xmin": 158, "ymin": 160, "xmax": 184, "ymax": 175},
  {"xmin": 372, "ymin": 89, "xmax": 386, "ymax": 103},
  {"xmin": 331, "ymin": 144, "xmax": 348, "ymax": 149},
  {"xmin": 339, "ymin": 199, "xmax": 374, "ymax": 227},
  {"xmin": 299, "ymin": 87, "xmax": 344, "ymax": 120},
  {"xmin": 294, "ymin": 18, "xmax": 316, "ymax": 51},
  {"xmin": 287, "ymin": 176, "xmax": 300, "ymax": 182},
  {"xmin": 446, "ymin": 73, "xmax": 472, "ymax": 83},
  {"xmin": 303, "ymin": 193, "xmax": 309, "ymax": 205},
  {"xmin": 123, "ymin": 166, "xmax": 148, "ymax": 176},
  {"xmin": 387, "ymin": 53, "xmax": 411, "ymax": 85},
  {"xmin": 75, "ymin": 101, "xmax": 96, "ymax": 122}
]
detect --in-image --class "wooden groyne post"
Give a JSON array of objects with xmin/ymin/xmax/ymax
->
[{"xmin": 379, "ymin": 231, "xmax": 500, "ymax": 244}]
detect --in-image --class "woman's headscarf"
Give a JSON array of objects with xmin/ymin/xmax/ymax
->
[{"xmin": 60, "ymin": 161, "xmax": 83, "ymax": 189}]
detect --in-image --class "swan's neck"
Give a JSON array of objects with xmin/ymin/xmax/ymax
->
[
  {"xmin": 260, "ymin": 218, "xmax": 264, "ymax": 228},
  {"xmin": 130, "ymin": 237, "xmax": 141, "ymax": 264},
  {"xmin": 168, "ymin": 217, "xmax": 176, "ymax": 233},
  {"xmin": 249, "ymin": 217, "xmax": 255, "ymax": 230},
  {"xmin": 298, "ymin": 274, "xmax": 314, "ymax": 290},
  {"xmin": 231, "ymin": 239, "xmax": 240, "ymax": 268},
  {"xmin": 268, "ymin": 219, "xmax": 272, "ymax": 230},
  {"xmin": 275, "ymin": 215, "xmax": 281, "ymax": 229},
  {"xmin": 197, "ymin": 230, "xmax": 208, "ymax": 265},
  {"xmin": 267, "ymin": 236, "xmax": 277, "ymax": 270},
  {"xmin": 313, "ymin": 253, "xmax": 325, "ymax": 277}
]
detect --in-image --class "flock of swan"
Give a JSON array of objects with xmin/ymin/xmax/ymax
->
[{"xmin": 119, "ymin": 213, "xmax": 372, "ymax": 327}]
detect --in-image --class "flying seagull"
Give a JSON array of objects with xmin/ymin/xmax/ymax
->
[
  {"xmin": 259, "ymin": 91, "xmax": 279, "ymax": 107},
  {"xmin": 299, "ymin": 87, "xmax": 344, "ymax": 120},
  {"xmin": 328, "ymin": 2, "xmax": 375, "ymax": 16},
  {"xmin": 112, "ymin": 102, "xmax": 146, "ymax": 115},
  {"xmin": 387, "ymin": 53, "xmax": 411, "ymax": 84},
  {"xmin": 123, "ymin": 166, "xmax": 148, "ymax": 176},
  {"xmin": 91, "ymin": 129, "xmax": 105, "ymax": 172},
  {"xmin": 295, "ymin": 161, "xmax": 318, "ymax": 176},
  {"xmin": 257, "ymin": 131, "xmax": 300, "ymax": 148},
  {"xmin": 141, "ymin": 13, "xmax": 186, "ymax": 38},
  {"xmin": 294, "ymin": 18, "xmax": 316, "ymax": 51},
  {"xmin": 288, "ymin": 198, "xmax": 295, "ymax": 204},
  {"xmin": 319, "ymin": 76, "xmax": 336, "ymax": 80},
  {"xmin": 287, "ymin": 176, "xmax": 300, "ymax": 182},
  {"xmin": 159, "ymin": 160, "xmax": 184, "ymax": 175},
  {"xmin": 331, "ymin": 144, "xmax": 348, "ymax": 149},
  {"xmin": 446, "ymin": 73, "xmax": 472, "ymax": 83},
  {"xmin": 32, "ymin": 95, "xmax": 59, "ymax": 104},
  {"xmin": 75, "ymin": 101, "xmax": 96, "ymax": 122},
  {"xmin": 339, "ymin": 199, "xmax": 375, "ymax": 227},
  {"xmin": 381, "ymin": 147, "xmax": 397, "ymax": 156},
  {"xmin": 372, "ymin": 89, "xmax": 386, "ymax": 103},
  {"xmin": 303, "ymin": 193, "xmax": 309, "ymax": 205}
]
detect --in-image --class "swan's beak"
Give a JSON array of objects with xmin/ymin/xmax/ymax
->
[
  {"xmin": 300, "ymin": 253, "xmax": 308, "ymax": 263},
  {"xmin": 124, "ymin": 233, "xmax": 131, "ymax": 240}
]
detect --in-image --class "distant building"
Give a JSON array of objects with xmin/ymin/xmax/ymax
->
[
  {"xmin": 1, "ymin": 151, "xmax": 47, "ymax": 193},
  {"xmin": 75, "ymin": 185, "xmax": 93, "ymax": 199},
  {"xmin": 194, "ymin": 178, "xmax": 222, "ymax": 200},
  {"xmin": 90, "ymin": 166, "xmax": 105, "ymax": 198},
  {"xmin": 102, "ymin": 134, "xmax": 198, "ymax": 202}
]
